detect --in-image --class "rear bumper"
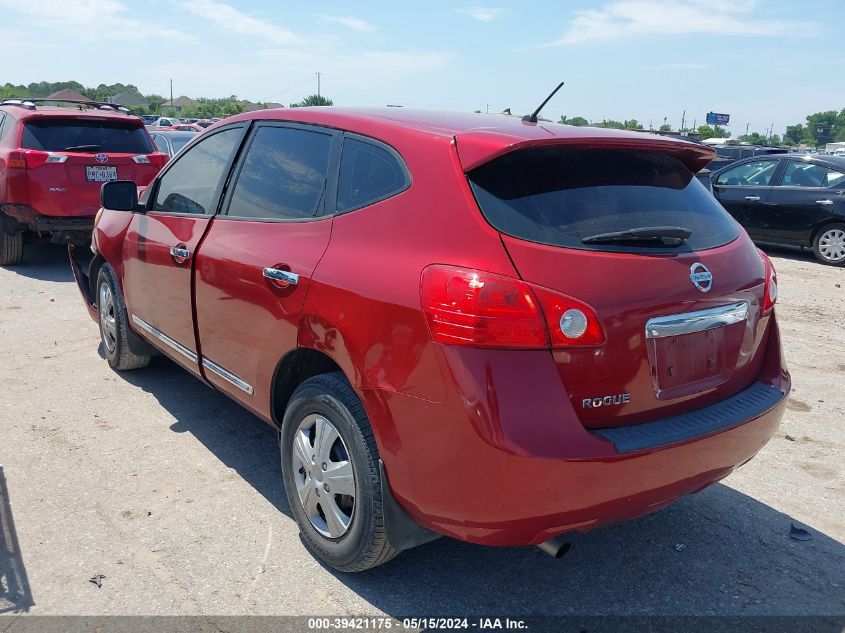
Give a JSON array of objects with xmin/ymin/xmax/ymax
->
[
  {"xmin": 2, "ymin": 205, "xmax": 94, "ymax": 233},
  {"xmin": 365, "ymin": 319, "xmax": 789, "ymax": 547}
]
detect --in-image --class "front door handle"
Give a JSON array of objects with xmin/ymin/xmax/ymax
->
[
  {"xmin": 744, "ymin": 196, "xmax": 761, "ymax": 202},
  {"xmin": 263, "ymin": 267, "xmax": 299, "ymax": 287},
  {"xmin": 816, "ymin": 199, "xmax": 834, "ymax": 206},
  {"xmin": 169, "ymin": 245, "xmax": 190, "ymax": 264}
]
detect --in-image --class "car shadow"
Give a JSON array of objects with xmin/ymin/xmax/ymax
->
[
  {"xmin": 0, "ymin": 467, "xmax": 35, "ymax": 614},
  {"xmin": 757, "ymin": 242, "xmax": 818, "ymax": 265},
  {"xmin": 1, "ymin": 237, "xmax": 75, "ymax": 283},
  {"xmin": 117, "ymin": 356, "xmax": 845, "ymax": 616}
]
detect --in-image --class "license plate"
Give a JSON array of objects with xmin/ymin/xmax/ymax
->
[{"xmin": 86, "ymin": 166, "xmax": 117, "ymax": 182}]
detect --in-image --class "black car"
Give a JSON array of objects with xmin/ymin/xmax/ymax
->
[
  {"xmin": 149, "ymin": 130, "xmax": 197, "ymax": 158},
  {"xmin": 711, "ymin": 154, "xmax": 845, "ymax": 265}
]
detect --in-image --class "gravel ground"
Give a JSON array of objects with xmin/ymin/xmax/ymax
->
[{"xmin": 0, "ymin": 239, "xmax": 842, "ymax": 618}]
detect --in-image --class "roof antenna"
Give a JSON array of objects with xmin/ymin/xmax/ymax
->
[{"xmin": 522, "ymin": 82, "xmax": 564, "ymax": 123}]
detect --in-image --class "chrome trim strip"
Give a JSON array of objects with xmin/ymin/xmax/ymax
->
[
  {"xmin": 130, "ymin": 315, "xmax": 198, "ymax": 363},
  {"xmin": 645, "ymin": 302, "xmax": 749, "ymax": 339},
  {"xmin": 202, "ymin": 358, "xmax": 254, "ymax": 395}
]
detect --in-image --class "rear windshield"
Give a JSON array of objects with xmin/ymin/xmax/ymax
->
[
  {"xmin": 22, "ymin": 118, "xmax": 154, "ymax": 154},
  {"xmin": 468, "ymin": 148, "xmax": 740, "ymax": 253}
]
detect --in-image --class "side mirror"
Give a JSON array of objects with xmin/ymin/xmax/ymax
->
[{"xmin": 100, "ymin": 180, "xmax": 139, "ymax": 212}]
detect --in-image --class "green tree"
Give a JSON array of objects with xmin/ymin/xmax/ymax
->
[
  {"xmin": 290, "ymin": 94, "xmax": 333, "ymax": 107},
  {"xmin": 559, "ymin": 115, "xmax": 589, "ymax": 126},
  {"xmin": 697, "ymin": 125, "xmax": 730, "ymax": 140},
  {"xmin": 623, "ymin": 119, "xmax": 643, "ymax": 129},
  {"xmin": 784, "ymin": 124, "xmax": 806, "ymax": 145},
  {"xmin": 659, "ymin": 123, "xmax": 672, "ymax": 132},
  {"xmin": 805, "ymin": 111, "xmax": 838, "ymax": 146},
  {"xmin": 145, "ymin": 94, "xmax": 167, "ymax": 114}
]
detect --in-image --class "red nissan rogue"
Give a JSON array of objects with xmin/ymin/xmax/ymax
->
[
  {"xmin": 0, "ymin": 98, "xmax": 166, "ymax": 264},
  {"xmin": 70, "ymin": 107, "xmax": 789, "ymax": 571}
]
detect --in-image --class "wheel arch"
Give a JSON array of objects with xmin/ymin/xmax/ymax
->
[{"xmin": 270, "ymin": 346, "xmax": 346, "ymax": 428}]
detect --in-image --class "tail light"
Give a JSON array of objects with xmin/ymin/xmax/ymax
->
[
  {"xmin": 759, "ymin": 250, "xmax": 777, "ymax": 313},
  {"xmin": 6, "ymin": 150, "xmax": 67, "ymax": 169},
  {"xmin": 132, "ymin": 153, "xmax": 167, "ymax": 167},
  {"xmin": 420, "ymin": 265, "xmax": 605, "ymax": 349}
]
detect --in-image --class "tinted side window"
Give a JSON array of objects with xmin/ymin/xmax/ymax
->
[
  {"xmin": 151, "ymin": 127, "xmax": 242, "ymax": 215},
  {"xmin": 337, "ymin": 138, "xmax": 408, "ymax": 212},
  {"xmin": 782, "ymin": 162, "xmax": 845, "ymax": 188},
  {"xmin": 227, "ymin": 126, "xmax": 332, "ymax": 220},
  {"xmin": 714, "ymin": 160, "xmax": 778, "ymax": 186}
]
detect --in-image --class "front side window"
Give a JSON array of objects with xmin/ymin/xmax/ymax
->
[
  {"xmin": 469, "ymin": 148, "xmax": 740, "ymax": 253},
  {"xmin": 227, "ymin": 126, "xmax": 332, "ymax": 220},
  {"xmin": 782, "ymin": 162, "xmax": 845, "ymax": 188},
  {"xmin": 152, "ymin": 135, "xmax": 168, "ymax": 154},
  {"xmin": 714, "ymin": 160, "xmax": 778, "ymax": 186},
  {"xmin": 336, "ymin": 137, "xmax": 408, "ymax": 212},
  {"xmin": 151, "ymin": 127, "xmax": 242, "ymax": 215}
]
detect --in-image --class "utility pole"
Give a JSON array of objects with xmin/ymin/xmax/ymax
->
[
  {"xmin": 316, "ymin": 72, "xmax": 321, "ymax": 98},
  {"xmin": 745, "ymin": 122, "xmax": 749, "ymax": 137},
  {"xmin": 486, "ymin": 104, "xmax": 490, "ymax": 113},
  {"xmin": 681, "ymin": 109, "xmax": 686, "ymax": 132}
]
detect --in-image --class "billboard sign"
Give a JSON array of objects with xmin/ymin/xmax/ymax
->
[{"xmin": 706, "ymin": 112, "xmax": 730, "ymax": 126}]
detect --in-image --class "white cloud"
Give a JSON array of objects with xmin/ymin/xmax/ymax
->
[
  {"xmin": 455, "ymin": 6, "xmax": 503, "ymax": 22},
  {"xmin": 549, "ymin": 0, "xmax": 814, "ymax": 45},
  {"xmin": 0, "ymin": 0, "xmax": 194, "ymax": 42},
  {"xmin": 317, "ymin": 14, "xmax": 377, "ymax": 32},
  {"xmin": 180, "ymin": 0, "xmax": 301, "ymax": 44}
]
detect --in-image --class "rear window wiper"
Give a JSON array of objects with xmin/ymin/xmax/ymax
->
[
  {"xmin": 61, "ymin": 145, "xmax": 102, "ymax": 152},
  {"xmin": 582, "ymin": 226, "xmax": 692, "ymax": 246}
]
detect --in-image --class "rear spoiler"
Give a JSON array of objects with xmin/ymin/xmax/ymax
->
[{"xmin": 455, "ymin": 129, "xmax": 716, "ymax": 174}]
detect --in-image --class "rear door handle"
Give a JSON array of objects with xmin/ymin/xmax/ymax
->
[
  {"xmin": 744, "ymin": 196, "xmax": 761, "ymax": 202},
  {"xmin": 169, "ymin": 245, "xmax": 190, "ymax": 264},
  {"xmin": 816, "ymin": 199, "xmax": 834, "ymax": 206},
  {"xmin": 263, "ymin": 267, "xmax": 299, "ymax": 287}
]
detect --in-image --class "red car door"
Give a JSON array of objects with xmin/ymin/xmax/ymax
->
[
  {"xmin": 122, "ymin": 124, "xmax": 247, "ymax": 375},
  {"xmin": 193, "ymin": 123, "xmax": 339, "ymax": 418}
]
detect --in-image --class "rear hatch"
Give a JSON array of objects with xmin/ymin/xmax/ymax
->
[
  {"xmin": 462, "ymin": 137, "xmax": 771, "ymax": 429},
  {"xmin": 20, "ymin": 116, "xmax": 163, "ymax": 217}
]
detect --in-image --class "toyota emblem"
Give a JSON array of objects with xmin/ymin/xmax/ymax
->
[
  {"xmin": 690, "ymin": 263, "xmax": 713, "ymax": 293},
  {"xmin": 94, "ymin": 153, "xmax": 109, "ymax": 164}
]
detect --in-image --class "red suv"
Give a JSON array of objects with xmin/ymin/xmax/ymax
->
[
  {"xmin": 70, "ymin": 108, "xmax": 789, "ymax": 571},
  {"xmin": 0, "ymin": 99, "xmax": 166, "ymax": 264}
]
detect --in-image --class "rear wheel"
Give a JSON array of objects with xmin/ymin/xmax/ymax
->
[
  {"xmin": 812, "ymin": 223, "xmax": 845, "ymax": 266},
  {"xmin": 96, "ymin": 264, "xmax": 151, "ymax": 371},
  {"xmin": 280, "ymin": 372, "xmax": 399, "ymax": 572},
  {"xmin": 0, "ymin": 232, "xmax": 23, "ymax": 265}
]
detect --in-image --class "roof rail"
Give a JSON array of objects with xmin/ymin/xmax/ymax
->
[{"xmin": 0, "ymin": 97, "xmax": 133, "ymax": 114}]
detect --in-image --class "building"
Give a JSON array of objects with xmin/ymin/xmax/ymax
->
[
  {"xmin": 46, "ymin": 88, "xmax": 89, "ymax": 102},
  {"xmin": 111, "ymin": 92, "xmax": 149, "ymax": 109}
]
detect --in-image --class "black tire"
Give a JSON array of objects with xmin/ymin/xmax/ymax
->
[
  {"xmin": 0, "ymin": 232, "xmax": 23, "ymax": 265},
  {"xmin": 96, "ymin": 264, "xmax": 151, "ymax": 371},
  {"xmin": 812, "ymin": 223, "xmax": 845, "ymax": 266},
  {"xmin": 280, "ymin": 372, "xmax": 399, "ymax": 572}
]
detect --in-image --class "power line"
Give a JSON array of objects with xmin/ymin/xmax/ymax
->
[{"xmin": 265, "ymin": 75, "xmax": 319, "ymax": 101}]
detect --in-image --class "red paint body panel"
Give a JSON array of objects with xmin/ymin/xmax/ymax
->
[
  {"xmin": 194, "ymin": 217, "xmax": 333, "ymax": 420},
  {"xmin": 78, "ymin": 107, "xmax": 790, "ymax": 549}
]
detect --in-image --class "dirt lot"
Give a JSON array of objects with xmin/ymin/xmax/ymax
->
[{"xmin": 0, "ymin": 239, "xmax": 843, "ymax": 618}]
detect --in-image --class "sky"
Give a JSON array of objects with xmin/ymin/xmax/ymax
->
[{"xmin": 0, "ymin": 0, "xmax": 841, "ymax": 135}]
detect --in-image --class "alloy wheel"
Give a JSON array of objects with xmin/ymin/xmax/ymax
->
[
  {"xmin": 818, "ymin": 228, "xmax": 845, "ymax": 263},
  {"xmin": 98, "ymin": 281, "xmax": 117, "ymax": 353},
  {"xmin": 290, "ymin": 413, "xmax": 356, "ymax": 538}
]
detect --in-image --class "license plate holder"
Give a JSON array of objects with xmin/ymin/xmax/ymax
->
[
  {"xmin": 649, "ymin": 327, "xmax": 730, "ymax": 399},
  {"xmin": 85, "ymin": 166, "xmax": 117, "ymax": 182}
]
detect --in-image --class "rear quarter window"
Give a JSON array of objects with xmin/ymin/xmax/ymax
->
[
  {"xmin": 336, "ymin": 137, "xmax": 409, "ymax": 213},
  {"xmin": 22, "ymin": 118, "xmax": 154, "ymax": 153},
  {"xmin": 468, "ymin": 148, "xmax": 740, "ymax": 254}
]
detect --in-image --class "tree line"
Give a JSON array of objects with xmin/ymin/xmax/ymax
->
[
  {"xmin": 0, "ymin": 81, "xmax": 332, "ymax": 119},
  {"xmin": 560, "ymin": 108, "xmax": 845, "ymax": 147}
]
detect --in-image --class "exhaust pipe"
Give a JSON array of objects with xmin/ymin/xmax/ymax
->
[{"xmin": 537, "ymin": 536, "xmax": 571, "ymax": 559}]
